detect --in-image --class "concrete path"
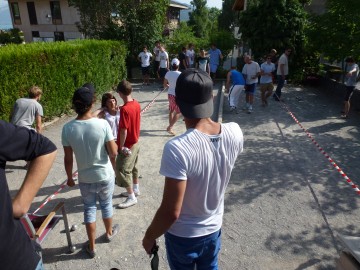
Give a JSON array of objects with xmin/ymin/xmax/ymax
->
[{"xmin": 6, "ymin": 82, "xmax": 360, "ymax": 269}]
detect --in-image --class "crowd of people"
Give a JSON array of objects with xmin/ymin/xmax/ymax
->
[{"xmin": 3, "ymin": 41, "xmax": 358, "ymax": 269}]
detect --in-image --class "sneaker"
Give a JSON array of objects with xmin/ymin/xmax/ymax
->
[
  {"xmin": 106, "ymin": 224, "xmax": 120, "ymax": 242},
  {"xmin": 247, "ymin": 106, "xmax": 253, "ymax": 114},
  {"xmin": 117, "ymin": 197, "xmax": 137, "ymax": 209},
  {"xmin": 120, "ymin": 191, "xmax": 140, "ymax": 197},
  {"xmin": 230, "ymin": 106, "xmax": 235, "ymax": 112},
  {"xmin": 85, "ymin": 244, "xmax": 96, "ymax": 258}
]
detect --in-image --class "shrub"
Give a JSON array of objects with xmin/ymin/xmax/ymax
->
[{"xmin": 0, "ymin": 39, "xmax": 127, "ymax": 121}]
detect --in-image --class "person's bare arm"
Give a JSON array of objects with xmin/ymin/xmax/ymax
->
[
  {"xmin": 142, "ymin": 177, "xmax": 186, "ymax": 254},
  {"xmin": 106, "ymin": 140, "xmax": 118, "ymax": 158},
  {"xmin": 35, "ymin": 114, "xmax": 42, "ymax": 133},
  {"xmin": 118, "ymin": 128, "xmax": 130, "ymax": 155},
  {"xmin": 225, "ymin": 72, "xmax": 231, "ymax": 92},
  {"xmin": 12, "ymin": 150, "xmax": 57, "ymax": 218},
  {"xmin": 163, "ymin": 78, "xmax": 169, "ymax": 89},
  {"xmin": 63, "ymin": 146, "xmax": 75, "ymax": 187}
]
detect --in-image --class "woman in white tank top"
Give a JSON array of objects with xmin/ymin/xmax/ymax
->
[{"xmin": 93, "ymin": 92, "xmax": 120, "ymax": 169}]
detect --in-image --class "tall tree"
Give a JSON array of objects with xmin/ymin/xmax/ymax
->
[
  {"xmin": 239, "ymin": 0, "xmax": 307, "ymax": 59},
  {"xmin": 218, "ymin": 0, "xmax": 236, "ymax": 31},
  {"xmin": 308, "ymin": 0, "xmax": 360, "ymax": 61},
  {"xmin": 69, "ymin": 0, "xmax": 168, "ymax": 55},
  {"xmin": 188, "ymin": 0, "xmax": 210, "ymax": 38}
]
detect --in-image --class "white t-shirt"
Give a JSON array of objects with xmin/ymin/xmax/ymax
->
[
  {"xmin": 62, "ymin": 118, "xmax": 115, "ymax": 184},
  {"xmin": 138, "ymin": 51, "xmax": 152, "ymax": 67},
  {"xmin": 159, "ymin": 51, "xmax": 169, "ymax": 68},
  {"xmin": 242, "ymin": 61, "xmax": 260, "ymax": 84},
  {"xmin": 186, "ymin": 49, "xmax": 195, "ymax": 65},
  {"xmin": 104, "ymin": 110, "xmax": 120, "ymax": 140},
  {"xmin": 165, "ymin": 71, "xmax": 181, "ymax": 96},
  {"xmin": 260, "ymin": 62, "xmax": 275, "ymax": 84},
  {"xmin": 159, "ymin": 122, "xmax": 243, "ymax": 238},
  {"xmin": 277, "ymin": 53, "xmax": 289, "ymax": 76},
  {"xmin": 153, "ymin": 46, "xmax": 160, "ymax": 61},
  {"xmin": 345, "ymin": 63, "xmax": 359, "ymax": 86}
]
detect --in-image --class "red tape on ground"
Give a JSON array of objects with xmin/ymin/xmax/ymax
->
[
  {"xmin": 32, "ymin": 171, "xmax": 78, "ymax": 214},
  {"xmin": 274, "ymin": 93, "xmax": 360, "ymax": 195}
]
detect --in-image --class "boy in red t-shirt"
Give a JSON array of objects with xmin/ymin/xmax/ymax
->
[{"xmin": 115, "ymin": 80, "xmax": 141, "ymax": 208}]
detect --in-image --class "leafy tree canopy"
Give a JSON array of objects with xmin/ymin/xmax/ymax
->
[
  {"xmin": 307, "ymin": 0, "xmax": 360, "ymax": 61},
  {"xmin": 69, "ymin": 0, "xmax": 168, "ymax": 56},
  {"xmin": 188, "ymin": 0, "xmax": 210, "ymax": 38}
]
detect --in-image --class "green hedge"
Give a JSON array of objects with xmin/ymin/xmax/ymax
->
[{"xmin": 0, "ymin": 39, "xmax": 127, "ymax": 121}]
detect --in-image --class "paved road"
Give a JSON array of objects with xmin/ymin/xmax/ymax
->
[{"xmin": 6, "ymin": 82, "xmax": 360, "ymax": 269}]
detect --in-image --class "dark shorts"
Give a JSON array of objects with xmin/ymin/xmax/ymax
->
[
  {"xmin": 153, "ymin": 61, "xmax": 160, "ymax": 72},
  {"xmin": 159, "ymin": 68, "xmax": 168, "ymax": 79},
  {"xmin": 344, "ymin": 86, "xmax": 355, "ymax": 101},
  {"xmin": 245, "ymin": 83, "xmax": 256, "ymax": 95},
  {"xmin": 141, "ymin": 66, "xmax": 150, "ymax": 76}
]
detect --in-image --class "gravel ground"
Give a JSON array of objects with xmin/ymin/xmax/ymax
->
[{"xmin": 6, "ymin": 82, "xmax": 360, "ymax": 270}]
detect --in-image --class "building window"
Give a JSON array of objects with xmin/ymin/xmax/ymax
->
[
  {"xmin": 11, "ymin": 2, "xmax": 21, "ymax": 25},
  {"xmin": 32, "ymin": 31, "xmax": 40, "ymax": 38},
  {"xmin": 27, "ymin": 2, "xmax": 38, "ymax": 25},
  {"xmin": 50, "ymin": 1, "xmax": 62, "ymax": 24},
  {"xmin": 54, "ymin": 31, "xmax": 64, "ymax": 41}
]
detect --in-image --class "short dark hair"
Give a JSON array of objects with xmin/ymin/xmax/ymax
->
[
  {"xmin": 117, "ymin": 80, "xmax": 132, "ymax": 96},
  {"xmin": 346, "ymin": 56, "xmax": 355, "ymax": 63}
]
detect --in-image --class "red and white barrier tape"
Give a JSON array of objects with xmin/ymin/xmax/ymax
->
[
  {"xmin": 32, "ymin": 171, "xmax": 78, "ymax": 214},
  {"xmin": 140, "ymin": 87, "xmax": 167, "ymax": 115},
  {"xmin": 274, "ymin": 92, "xmax": 360, "ymax": 195}
]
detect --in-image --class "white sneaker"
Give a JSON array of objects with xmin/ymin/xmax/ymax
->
[
  {"xmin": 230, "ymin": 106, "xmax": 235, "ymax": 112},
  {"xmin": 247, "ymin": 106, "xmax": 253, "ymax": 114},
  {"xmin": 120, "ymin": 190, "xmax": 140, "ymax": 197},
  {"xmin": 117, "ymin": 197, "xmax": 137, "ymax": 209}
]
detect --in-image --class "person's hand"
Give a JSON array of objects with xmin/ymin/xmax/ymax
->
[
  {"xmin": 142, "ymin": 237, "xmax": 156, "ymax": 256},
  {"xmin": 67, "ymin": 178, "xmax": 75, "ymax": 187}
]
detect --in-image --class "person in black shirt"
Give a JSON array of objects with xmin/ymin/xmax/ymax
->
[
  {"xmin": 0, "ymin": 120, "xmax": 57, "ymax": 270},
  {"xmin": 178, "ymin": 47, "xmax": 187, "ymax": 72}
]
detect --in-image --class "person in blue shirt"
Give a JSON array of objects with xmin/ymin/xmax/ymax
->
[
  {"xmin": 208, "ymin": 44, "xmax": 223, "ymax": 81},
  {"xmin": 226, "ymin": 66, "xmax": 245, "ymax": 113}
]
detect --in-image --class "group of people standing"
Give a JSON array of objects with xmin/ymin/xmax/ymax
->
[
  {"xmin": 3, "ymin": 67, "xmax": 244, "ymax": 270},
  {"xmin": 225, "ymin": 48, "xmax": 291, "ymax": 114},
  {"xmin": 137, "ymin": 41, "xmax": 224, "ymax": 87}
]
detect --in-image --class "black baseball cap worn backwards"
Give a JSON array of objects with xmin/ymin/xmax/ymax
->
[
  {"xmin": 175, "ymin": 68, "xmax": 213, "ymax": 119},
  {"xmin": 73, "ymin": 86, "xmax": 95, "ymax": 107}
]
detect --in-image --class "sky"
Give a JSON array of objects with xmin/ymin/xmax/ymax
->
[{"xmin": 178, "ymin": 0, "xmax": 223, "ymax": 9}]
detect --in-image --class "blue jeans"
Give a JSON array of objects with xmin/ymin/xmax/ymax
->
[
  {"xmin": 79, "ymin": 179, "xmax": 114, "ymax": 223},
  {"xmin": 165, "ymin": 230, "xmax": 222, "ymax": 270},
  {"xmin": 274, "ymin": 75, "xmax": 285, "ymax": 99},
  {"xmin": 35, "ymin": 259, "xmax": 44, "ymax": 270}
]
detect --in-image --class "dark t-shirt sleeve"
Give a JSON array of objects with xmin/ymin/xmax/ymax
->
[
  {"xmin": 0, "ymin": 120, "xmax": 56, "ymax": 270},
  {"xmin": 0, "ymin": 121, "xmax": 57, "ymax": 168}
]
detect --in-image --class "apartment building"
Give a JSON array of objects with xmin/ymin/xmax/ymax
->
[{"xmin": 7, "ymin": 0, "xmax": 188, "ymax": 43}]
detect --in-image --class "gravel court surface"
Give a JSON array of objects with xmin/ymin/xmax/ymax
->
[
  {"xmin": 221, "ymin": 84, "xmax": 360, "ymax": 269},
  {"xmin": 5, "ymin": 81, "xmax": 360, "ymax": 269}
]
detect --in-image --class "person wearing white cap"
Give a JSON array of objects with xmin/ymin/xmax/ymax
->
[
  {"xmin": 143, "ymin": 69, "xmax": 244, "ymax": 269},
  {"xmin": 163, "ymin": 58, "xmax": 182, "ymax": 135}
]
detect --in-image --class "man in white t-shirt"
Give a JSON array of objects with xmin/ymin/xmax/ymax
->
[
  {"xmin": 273, "ymin": 48, "xmax": 291, "ymax": 101},
  {"xmin": 186, "ymin": 43, "xmax": 195, "ymax": 68},
  {"xmin": 163, "ymin": 58, "xmax": 182, "ymax": 135},
  {"xmin": 260, "ymin": 55, "xmax": 276, "ymax": 106},
  {"xmin": 143, "ymin": 69, "xmax": 243, "ymax": 270},
  {"xmin": 242, "ymin": 55, "xmax": 260, "ymax": 113},
  {"xmin": 158, "ymin": 46, "xmax": 169, "ymax": 87},
  {"xmin": 138, "ymin": 46, "xmax": 153, "ymax": 85}
]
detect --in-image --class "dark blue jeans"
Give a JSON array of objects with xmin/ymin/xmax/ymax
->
[
  {"xmin": 274, "ymin": 75, "xmax": 285, "ymax": 100},
  {"xmin": 165, "ymin": 230, "xmax": 222, "ymax": 270}
]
